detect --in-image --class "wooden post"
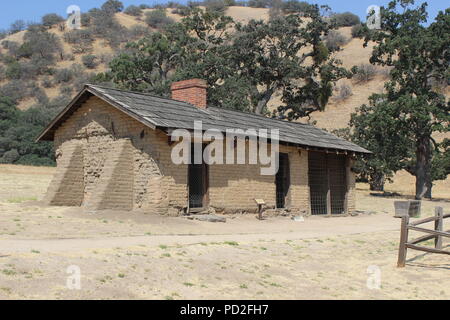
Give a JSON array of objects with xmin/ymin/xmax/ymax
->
[
  {"xmin": 255, "ymin": 199, "xmax": 265, "ymax": 221},
  {"xmin": 344, "ymin": 157, "xmax": 351, "ymax": 214},
  {"xmin": 326, "ymin": 157, "xmax": 331, "ymax": 216},
  {"xmin": 435, "ymin": 207, "xmax": 444, "ymax": 249},
  {"xmin": 397, "ymin": 215, "xmax": 410, "ymax": 268}
]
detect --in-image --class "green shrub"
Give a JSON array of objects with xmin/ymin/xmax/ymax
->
[
  {"xmin": 129, "ymin": 25, "xmax": 150, "ymax": 38},
  {"xmin": 0, "ymin": 102, "xmax": 56, "ymax": 166},
  {"xmin": 172, "ymin": 5, "xmax": 191, "ymax": 16},
  {"xmin": 324, "ymin": 30, "xmax": 349, "ymax": 52},
  {"xmin": 82, "ymin": 54, "xmax": 99, "ymax": 69},
  {"xmin": 5, "ymin": 62, "xmax": 23, "ymax": 80},
  {"xmin": 248, "ymin": 0, "xmax": 269, "ymax": 8},
  {"xmin": 281, "ymin": 0, "xmax": 312, "ymax": 14},
  {"xmin": 0, "ymin": 80, "xmax": 30, "ymax": 103},
  {"xmin": 0, "ymin": 149, "xmax": 19, "ymax": 163},
  {"xmin": 23, "ymin": 29, "xmax": 62, "ymax": 61},
  {"xmin": 42, "ymin": 13, "xmax": 64, "ymax": 28},
  {"xmin": 124, "ymin": 5, "xmax": 143, "ymax": 16},
  {"xmin": 1, "ymin": 40, "xmax": 20, "ymax": 58},
  {"xmin": 145, "ymin": 9, "xmax": 175, "ymax": 29},
  {"xmin": 64, "ymin": 29, "xmax": 95, "ymax": 54},
  {"xmin": 17, "ymin": 42, "xmax": 33, "ymax": 59},
  {"xmin": 224, "ymin": 0, "xmax": 236, "ymax": 6},
  {"xmin": 55, "ymin": 68, "xmax": 75, "ymax": 83},
  {"xmin": 331, "ymin": 12, "xmax": 361, "ymax": 27},
  {"xmin": 81, "ymin": 13, "xmax": 92, "ymax": 27},
  {"xmin": 352, "ymin": 64, "xmax": 377, "ymax": 83},
  {"xmin": 16, "ymin": 154, "xmax": 55, "ymax": 166},
  {"xmin": 101, "ymin": 0, "xmax": 124, "ymax": 14},
  {"xmin": 351, "ymin": 24, "xmax": 366, "ymax": 38},
  {"xmin": 205, "ymin": 0, "xmax": 227, "ymax": 13},
  {"xmin": 9, "ymin": 20, "xmax": 26, "ymax": 34},
  {"xmin": 335, "ymin": 83, "xmax": 353, "ymax": 101}
]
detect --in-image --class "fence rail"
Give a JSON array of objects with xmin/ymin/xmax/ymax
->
[{"xmin": 397, "ymin": 207, "xmax": 450, "ymax": 267}]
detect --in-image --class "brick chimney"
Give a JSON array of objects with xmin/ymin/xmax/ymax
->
[{"xmin": 171, "ymin": 79, "xmax": 207, "ymax": 109}]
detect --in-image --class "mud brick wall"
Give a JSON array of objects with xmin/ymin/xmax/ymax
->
[
  {"xmin": 52, "ymin": 96, "xmax": 188, "ymax": 214},
  {"xmin": 48, "ymin": 95, "xmax": 355, "ymax": 216},
  {"xmin": 44, "ymin": 143, "xmax": 84, "ymax": 206},
  {"xmin": 208, "ymin": 144, "xmax": 310, "ymax": 214},
  {"xmin": 286, "ymin": 147, "xmax": 310, "ymax": 215},
  {"xmin": 84, "ymin": 139, "xmax": 134, "ymax": 211}
]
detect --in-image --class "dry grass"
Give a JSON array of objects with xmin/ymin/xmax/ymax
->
[{"xmin": 0, "ymin": 164, "xmax": 448, "ymax": 300}]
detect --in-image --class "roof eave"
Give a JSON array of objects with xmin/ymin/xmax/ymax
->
[
  {"xmin": 35, "ymin": 87, "xmax": 91, "ymax": 142},
  {"xmin": 36, "ymin": 85, "xmax": 159, "ymax": 142}
]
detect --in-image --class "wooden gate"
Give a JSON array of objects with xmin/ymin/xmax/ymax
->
[
  {"xmin": 397, "ymin": 207, "xmax": 450, "ymax": 267},
  {"xmin": 308, "ymin": 152, "xmax": 347, "ymax": 215}
]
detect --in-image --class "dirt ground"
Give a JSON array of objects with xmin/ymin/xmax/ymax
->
[{"xmin": 0, "ymin": 165, "xmax": 449, "ymax": 300}]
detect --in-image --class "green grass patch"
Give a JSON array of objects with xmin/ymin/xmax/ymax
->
[
  {"xmin": 7, "ymin": 197, "xmax": 37, "ymax": 203},
  {"xmin": 224, "ymin": 241, "xmax": 239, "ymax": 246},
  {"xmin": 2, "ymin": 269, "xmax": 16, "ymax": 276}
]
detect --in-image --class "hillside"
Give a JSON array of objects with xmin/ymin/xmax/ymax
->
[
  {"xmin": 0, "ymin": 7, "xmax": 384, "ymax": 118},
  {"xmin": 0, "ymin": 4, "xmax": 448, "ymax": 196}
]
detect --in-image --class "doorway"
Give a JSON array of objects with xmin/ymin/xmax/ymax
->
[
  {"xmin": 188, "ymin": 144, "xmax": 209, "ymax": 211},
  {"xmin": 308, "ymin": 152, "xmax": 347, "ymax": 215},
  {"xmin": 276, "ymin": 153, "xmax": 291, "ymax": 209}
]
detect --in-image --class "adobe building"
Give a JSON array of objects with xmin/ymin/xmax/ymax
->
[{"xmin": 37, "ymin": 79, "xmax": 370, "ymax": 216}]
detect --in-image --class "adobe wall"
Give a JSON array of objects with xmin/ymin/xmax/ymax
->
[
  {"xmin": 51, "ymin": 96, "xmax": 188, "ymax": 215},
  {"xmin": 47, "ymin": 95, "xmax": 355, "ymax": 216},
  {"xmin": 208, "ymin": 144, "xmax": 310, "ymax": 215}
]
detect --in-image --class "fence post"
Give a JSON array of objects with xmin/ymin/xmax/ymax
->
[
  {"xmin": 397, "ymin": 214, "xmax": 409, "ymax": 268},
  {"xmin": 435, "ymin": 207, "xmax": 444, "ymax": 249}
]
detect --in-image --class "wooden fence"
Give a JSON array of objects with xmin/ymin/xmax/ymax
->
[{"xmin": 398, "ymin": 207, "xmax": 450, "ymax": 267}]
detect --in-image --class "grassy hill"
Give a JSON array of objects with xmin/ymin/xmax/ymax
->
[
  {"xmin": 0, "ymin": 4, "xmax": 448, "ymax": 196},
  {"xmin": 0, "ymin": 7, "xmax": 387, "ymax": 119}
]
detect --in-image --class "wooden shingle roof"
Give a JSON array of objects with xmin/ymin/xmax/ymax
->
[{"xmin": 37, "ymin": 84, "xmax": 370, "ymax": 154}]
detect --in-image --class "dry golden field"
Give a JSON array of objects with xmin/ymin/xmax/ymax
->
[{"xmin": 0, "ymin": 164, "xmax": 448, "ymax": 300}]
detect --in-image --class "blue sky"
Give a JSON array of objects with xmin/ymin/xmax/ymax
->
[{"xmin": 0, "ymin": 0, "xmax": 448, "ymax": 30}]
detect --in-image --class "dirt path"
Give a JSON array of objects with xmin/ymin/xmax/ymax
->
[{"xmin": 0, "ymin": 213, "xmax": 401, "ymax": 254}]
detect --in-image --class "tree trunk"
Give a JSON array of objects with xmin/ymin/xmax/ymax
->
[
  {"xmin": 254, "ymin": 87, "xmax": 274, "ymax": 115},
  {"xmin": 415, "ymin": 136, "xmax": 432, "ymax": 200},
  {"xmin": 369, "ymin": 173, "xmax": 385, "ymax": 191},
  {"xmin": 424, "ymin": 179, "xmax": 433, "ymax": 199}
]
